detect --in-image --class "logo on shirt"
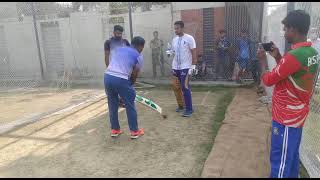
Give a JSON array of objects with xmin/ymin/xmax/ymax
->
[{"xmin": 307, "ymin": 54, "xmax": 320, "ymax": 67}]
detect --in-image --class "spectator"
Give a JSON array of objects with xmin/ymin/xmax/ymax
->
[
  {"xmin": 216, "ymin": 29, "xmax": 232, "ymax": 80},
  {"xmin": 257, "ymin": 10, "xmax": 319, "ymax": 178},
  {"xmin": 150, "ymin": 31, "xmax": 165, "ymax": 78},
  {"xmin": 104, "ymin": 25, "xmax": 130, "ymax": 108},
  {"xmin": 104, "ymin": 36, "xmax": 146, "ymax": 139},
  {"xmin": 236, "ymin": 29, "xmax": 252, "ymax": 83}
]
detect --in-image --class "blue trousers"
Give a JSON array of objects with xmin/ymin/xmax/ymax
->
[
  {"xmin": 104, "ymin": 74, "xmax": 138, "ymax": 132},
  {"xmin": 270, "ymin": 120, "xmax": 302, "ymax": 178},
  {"xmin": 172, "ymin": 69, "xmax": 193, "ymax": 112}
]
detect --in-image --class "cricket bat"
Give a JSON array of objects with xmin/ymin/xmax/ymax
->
[{"xmin": 135, "ymin": 94, "xmax": 167, "ymax": 119}]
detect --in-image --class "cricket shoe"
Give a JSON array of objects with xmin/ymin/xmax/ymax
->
[
  {"xmin": 130, "ymin": 128, "xmax": 144, "ymax": 139},
  {"xmin": 182, "ymin": 110, "xmax": 193, "ymax": 117},
  {"xmin": 111, "ymin": 129, "xmax": 123, "ymax": 137},
  {"xmin": 175, "ymin": 107, "xmax": 184, "ymax": 112}
]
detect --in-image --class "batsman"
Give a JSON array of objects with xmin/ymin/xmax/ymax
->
[
  {"xmin": 104, "ymin": 36, "xmax": 145, "ymax": 139},
  {"xmin": 167, "ymin": 21, "xmax": 197, "ymax": 117}
]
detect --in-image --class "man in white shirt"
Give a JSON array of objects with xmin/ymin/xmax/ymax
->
[{"xmin": 167, "ymin": 21, "xmax": 197, "ymax": 117}]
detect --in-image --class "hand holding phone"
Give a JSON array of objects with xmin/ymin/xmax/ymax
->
[{"xmin": 261, "ymin": 42, "xmax": 274, "ymax": 52}]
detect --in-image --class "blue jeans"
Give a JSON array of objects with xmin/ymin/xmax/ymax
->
[
  {"xmin": 238, "ymin": 57, "xmax": 249, "ymax": 70},
  {"xmin": 270, "ymin": 120, "xmax": 302, "ymax": 178},
  {"xmin": 104, "ymin": 74, "xmax": 138, "ymax": 131},
  {"xmin": 172, "ymin": 69, "xmax": 193, "ymax": 112}
]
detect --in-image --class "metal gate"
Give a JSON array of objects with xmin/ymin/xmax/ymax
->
[{"xmin": 40, "ymin": 21, "xmax": 64, "ymax": 80}]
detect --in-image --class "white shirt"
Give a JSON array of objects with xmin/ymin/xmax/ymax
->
[{"xmin": 171, "ymin": 33, "xmax": 196, "ymax": 70}]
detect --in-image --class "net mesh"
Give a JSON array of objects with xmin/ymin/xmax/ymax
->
[
  {"xmin": 0, "ymin": 2, "xmax": 319, "ymax": 177},
  {"xmin": 294, "ymin": 2, "xmax": 320, "ymax": 178}
]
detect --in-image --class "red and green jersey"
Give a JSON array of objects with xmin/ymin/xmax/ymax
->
[{"xmin": 262, "ymin": 42, "xmax": 319, "ymax": 128}]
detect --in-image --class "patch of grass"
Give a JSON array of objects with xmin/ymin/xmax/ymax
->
[
  {"xmin": 299, "ymin": 161, "xmax": 310, "ymax": 178},
  {"xmin": 152, "ymin": 84, "xmax": 235, "ymax": 92},
  {"xmin": 210, "ymin": 88, "xmax": 235, "ymax": 144},
  {"xmin": 195, "ymin": 88, "xmax": 235, "ymax": 177}
]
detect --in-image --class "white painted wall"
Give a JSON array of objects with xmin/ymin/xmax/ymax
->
[
  {"xmin": 172, "ymin": 2, "xmax": 225, "ymax": 11},
  {"xmin": 1, "ymin": 2, "xmax": 230, "ymax": 80},
  {"xmin": 1, "ymin": 18, "xmax": 41, "ymax": 79},
  {"xmin": 107, "ymin": 8, "xmax": 174, "ymax": 77},
  {"xmin": 69, "ymin": 12, "xmax": 105, "ymax": 75},
  {"xmin": 130, "ymin": 8, "xmax": 173, "ymax": 77},
  {"xmin": 0, "ymin": 2, "xmax": 18, "ymax": 19}
]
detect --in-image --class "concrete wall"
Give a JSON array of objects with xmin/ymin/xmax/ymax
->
[
  {"xmin": 121, "ymin": 8, "xmax": 174, "ymax": 77},
  {"xmin": 0, "ymin": 18, "xmax": 41, "ymax": 79},
  {"xmin": 0, "ymin": 2, "xmax": 229, "ymax": 80},
  {"xmin": 69, "ymin": 12, "xmax": 105, "ymax": 74},
  {"xmin": 0, "ymin": 2, "xmax": 18, "ymax": 19},
  {"xmin": 172, "ymin": 2, "xmax": 225, "ymax": 11}
]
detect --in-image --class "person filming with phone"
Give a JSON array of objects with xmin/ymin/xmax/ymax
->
[{"xmin": 257, "ymin": 10, "xmax": 319, "ymax": 178}]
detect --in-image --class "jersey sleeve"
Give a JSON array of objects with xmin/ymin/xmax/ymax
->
[
  {"xmin": 189, "ymin": 36, "xmax": 196, "ymax": 49},
  {"xmin": 124, "ymin": 39, "xmax": 130, "ymax": 46},
  {"xmin": 135, "ymin": 55, "xmax": 144, "ymax": 70},
  {"xmin": 104, "ymin": 40, "xmax": 110, "ymax": 51},
  {"xmin": 261, "ymin": 53, "xmax": 302, "ymax": 86}
]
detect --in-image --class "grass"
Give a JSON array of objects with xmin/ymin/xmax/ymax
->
[
  {"xmin": 195, "ymin": 88, "xmax": 235, "ymax": 177},
  {"xmin": 153, "ymin": 84, "xmax": 235, "ymax": 92},
  {"xmin": 299, "ymin": 161, "xmax": 310, "ymax": 178}
]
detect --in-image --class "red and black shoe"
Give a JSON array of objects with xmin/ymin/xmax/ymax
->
[
  {"xmin": 111, "ymin": 129, "xmax": 123, "ymax": 137},
  {"xmin": 130, "ymin": 128, "xmax": 144, "ymax": 139}
]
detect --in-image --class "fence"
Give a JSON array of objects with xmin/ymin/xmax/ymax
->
[
  {"xmin": 294, "ymin": 2, "xmax": 320, "ymax": 178},
  {"xmin": 0, "ymin": 2, "xmax": 319, "ymax": 177},
  {"xmin": 262, "ymin": 2, "xmax": 320, "ymax": 177},
  {"xmin": 0, "ymin": 2, "xmax": 266, "ymax": 93}
]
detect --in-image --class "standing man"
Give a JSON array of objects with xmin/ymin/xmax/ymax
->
[
  {"xmin": 104, "ymin": 36, "xmax": 145, "ymax": 139},
  {"xmin": 150, "ymin": 31, "xmax": 165, "ymax": 78},
  {"xmin": 216, "ymin": 29, "xmax": 232, "ymax": 80},
  {"xmin": 104, "ymin": 25, "xmax": 130, "ymax": 108},
  {"xmin": 168, "ymin": 21, "xmax": 197, "ymax": 117},
  {"xmin": 236, "ymin": 29, "xmax": 252, "ymax": 83},
  {"xmin": 257, "ymin": 10, "xmax": 319, "ymax": 178},
  {"xmin": 249, "ymin": 41, "xmax": 262, "ymax": 86}
]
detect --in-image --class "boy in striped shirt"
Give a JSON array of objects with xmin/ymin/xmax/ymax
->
[{"xmin": 257, "ymin": 10, "xmax": 319, "ymax": 178}]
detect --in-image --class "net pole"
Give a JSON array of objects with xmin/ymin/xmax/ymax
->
[
  {"xmin": 31, "ymin": 2, "xmax": 44, "ymax": 80},
  {"xmin": 128, "ymin": 2, "xmax": 133, "ymax": 41}
]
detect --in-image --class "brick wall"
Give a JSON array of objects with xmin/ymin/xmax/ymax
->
[
  {"xmin": 180, "ymin": 8, "xmax": 225, "ymax": 59},
  {"xmin": 181, "ymin": 9, "xmax": 203, "ymax": 56}
]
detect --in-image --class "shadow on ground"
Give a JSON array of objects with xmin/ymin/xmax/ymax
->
[{"xmin": 0, "ymin": 89, "xmax": 231, "ymax": 178}]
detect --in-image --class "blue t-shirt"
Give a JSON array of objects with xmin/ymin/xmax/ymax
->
[
  {"xmin": 106, "ymin": 46, "xmax": 143, "ymax": 80},
  {"xmin": 238, "ymin": 38, "xmax": 250, "ymax": 59},
  {"xmin": 104, "ymin": 37, "xmax": 130, "ymax": 61},
  {"xmin": 217, "ymin": 37, "xmax": 231, "ymax": 57}
]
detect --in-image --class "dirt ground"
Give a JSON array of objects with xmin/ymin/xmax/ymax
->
[
  {"xmin": 202, "ymin": 88, "xmax": 272, "ymax": 178},
  {"xmin": 0, "ymin": 88, "xmax": 104, "ymax": 125},
  {"xmin": 0, "ymin": 87, "xmax": 229, "ymax": 178}
]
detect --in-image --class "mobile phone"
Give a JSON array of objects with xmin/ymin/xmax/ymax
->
[{"xmin": 261, "ymin": 42, "xmax": 274, "ymax": 51}]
